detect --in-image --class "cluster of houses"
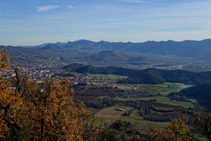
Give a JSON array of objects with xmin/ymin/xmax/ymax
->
[
  {"xmin": 0, "ymin": 65, "xmax": 64, "ymax": 81},
  {"xmin": 69, "ymin": 76, "xmax": 116, "ymax": 87}
]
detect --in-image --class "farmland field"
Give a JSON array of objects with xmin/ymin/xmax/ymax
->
[
  {"xmin": 121, "ymin": 110, "xmax": 170, "ymax": 128},
  {"xmin": 112, "ymin": 84, "xmax": 137, "ymax": 90},
  {"xmin": 94, "ymin": 106, "xmax": 125, "ymax": 120},
  {"xmin": 88, "ymin": 74, "xmax": 118, "ymax": 80},
  {"xmin": 176, "ymin": 101, "xmax": 195, "ymax": 108},
  {"xmin": 114, "ymin": 96, "xmax": 195, "ymax": 108},
  {"xmin": 137, "ymin": 96, "xmax": 178, "ymax": 106},
  {"xmin": 188, "ymin": 99, "xmax": 198, "ymax": 103},
  {"xmin": 137, "ymin": 82, "xmax": 192, "ymax": 95},
  {"xmin": 93, "ymin": 107, "xmax": 170, "ymax": 128},
  {"xmin": 73, "ymin": 87, "xmax": 114, "ymax": 101},
  {"xmin": 98, "ymin": 96, "xmax": 110, "ymax": 99},
  {"xmin": 113, "ymin": 97, "xmax": 133, "ymax": 101},
  {"xmin": 114, "ymin": 96, "xmax": 177, "ymax": 106}
]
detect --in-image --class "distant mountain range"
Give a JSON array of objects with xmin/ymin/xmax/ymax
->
[
  {"xmin": 1, "ymin": 39, "xmax": 211, "ymax": 71},
  {"xmin": 36, "ymin": 39, "xmax": 211, "ymax": 59}
]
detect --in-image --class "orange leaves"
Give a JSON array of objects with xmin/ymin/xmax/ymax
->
[
  {"xmin": 154, "ymin": 114, "xmax": 197, "ymax": 141},
  {"xmin": 0, "ymin": 80, "xmax": 23, "ymax": 139},
  {"xmin": 154, "ymin": 111, "xmax": 211, "ymax": 141},
  {"xmin": 0, "ymin": 80, "xmax": 22, "ymax": 108},
  {"xmin": 0, "ymin": 50, "xmax": 88, "ymax": 140},
  {"xmin": 0, "ymin": 49, "xmax": 10, "ymax": 70},
  {"xmin": 191, "ymin": 112, "xmax": 211, "ymax": 140},
  {"xmin": 0, "ymin": 119, "xmax": 8, "ymax": 138},
  {"xmin": 0, "ymin": 50, "xmax": 24, "ymax": 139},
  {"xmin": 23, "ymin": 78, "xmax": 89, "ymax": 140}
]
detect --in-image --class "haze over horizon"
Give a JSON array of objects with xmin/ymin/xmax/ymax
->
[{"xmin": 1, "ymin": 0, "xmax": 211, "ymax": 46}]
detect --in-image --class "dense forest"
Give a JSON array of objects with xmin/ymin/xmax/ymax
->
[
  {"xmin": 168, "ymin": 83, "xmax": 211, "ymax": 109},
  {"xmin": 169, "ymin": 83, "xmax": 211, "ymax": 98}
]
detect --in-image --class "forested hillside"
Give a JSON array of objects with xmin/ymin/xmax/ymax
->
[
  {"xmin": 169, "ymin": 83, "xmax": 211, "ymax": 98},
  {"xmin": 39, "ymin": 39, "xmax": 211, "ymax": 59},
  {"xmin": 0, "ymin": 45, "xmax": 56, "ymax": 65},
  {"xmin": 2, "ymin": 39, "xmax": 211, "ymax": 71},
  {"xmin": 63, "ymin": 63, "xmax": 211, "ymax": 84}
]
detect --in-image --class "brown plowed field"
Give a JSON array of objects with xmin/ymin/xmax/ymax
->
[
  {"xmin": 73, "ymin": 87, "xmax": 113, "ymax": 101},
  {"xmin": 95, "ymin": 106, "xmax": 124, "ymax": 119},
  {"xmin": 117, "ymin": 76, "xmax": 128, "ymax": 80}
]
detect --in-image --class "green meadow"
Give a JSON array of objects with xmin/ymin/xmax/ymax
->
[
  {"xmin": 137, "ymin": 82, "xmax": 192, "ymax": 95},
  {"xmin": 88, "ymin": 74, "xmax": 118, "ymax": 80},
  {"xmin": 137, "ymin": 96, "xmax": 178, "ymax": 106},
  {"xmin": 114, "ymin": 96, "xmax": 195, "ymax": 108},
  {"xmin": 176, "ymin": 101, "xmax": 195, "ymax": 109}
]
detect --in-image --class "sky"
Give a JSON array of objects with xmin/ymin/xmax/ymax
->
[{"xmin": 0, "ymin": 0, "xmax": 211, "ymax": 46}]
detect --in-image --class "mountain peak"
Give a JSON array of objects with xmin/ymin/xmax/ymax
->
[{"xmin": 41, "ymin": 43, "xmax": 60, "ymax": 50}]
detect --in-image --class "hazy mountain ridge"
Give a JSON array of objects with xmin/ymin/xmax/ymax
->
[
  {"xmin": 2, "ymin": 39, "xmax": 211, "ymax": 70},
  {"xmin": 86, "ymin": 50, "xmax": 130, "ymax": 62},
  {"xmin": 38, "ymin": 39, "xmax": 211, "ymax": 59},
  {"xmin": 0, "ymin": 45, "xmax": 56, "ymax": 65}
]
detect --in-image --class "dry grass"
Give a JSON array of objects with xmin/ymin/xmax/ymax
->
[
  {"xmin": 121, "ymin": 110, "xmax": 170, "ymax": 128},
  {"xmin": 93, "ymin": 107, "xmax": 170, "ymax": 129},
  {"xmin": 94, "ymin": 106, "xmax": 124, "ymax": 119}
]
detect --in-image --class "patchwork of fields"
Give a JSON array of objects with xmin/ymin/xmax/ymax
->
[
  {"xmin": 72, "ymin": 79, "xmax": 206, "ymax": 131},
  {"xmin": 114, "ymin": 96, "xmax": 195, "ymax": 108},
  {"xmin": 137, "ymin": 82, "xmax": 192, "ymax": 95},
  {"xmin": 93, "ymin": 106, "xmax": 170, "ymax": 128}
]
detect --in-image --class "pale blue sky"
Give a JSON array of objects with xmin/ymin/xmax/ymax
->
[{"xmin": 0, "ymin": 0, "xmax": 211, "ymax": 46}]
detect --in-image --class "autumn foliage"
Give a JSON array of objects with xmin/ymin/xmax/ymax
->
[
  {"xmin": 23, "ymin": 78, "xmax": 89, "ymax": 140},
  {"xmin": 0, "ymin": 49, "xmax": 23, "ymax": 139},
  {"xmin": 0, "ymin": 50, "xmax": 88, "ymax": 140}
]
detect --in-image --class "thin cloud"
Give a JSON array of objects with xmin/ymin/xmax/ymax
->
[
  {"xmin": 67, "ymin": 5, "xmax": 73, "ymax": 9},
  {"xmin": 37, "ymin": 5, "xmax": 59, "ymax": 12}
]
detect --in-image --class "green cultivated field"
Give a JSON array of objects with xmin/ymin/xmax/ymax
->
[
  {"xmin": 177, "ymin": 101, "xmax": 195, "ymax": 109},
  {"xmin": 114, "ymin": 96, "xmax": 177, "ymax": 105},
  {"xmin": 188, "ymin": 99, "xmax": 198, "ymax": 103},
  {"xmin": 98, "ymin": 96, "xmax": 110, "ymax": 99},
  {"xmin": 93, "ymin": 106, "xmax": 170, "ymax": 128},
  {"xmin": 88, "ymin": 74, "xmax": 118, "ymax": 80},
  {"xmin": 137, "ymin": 96, "xmax": 178, "ymax": 106},
  {"xmin": 137, "ymin": 82, "xmax": 192, "ymax": 95},
  {"xmin": 113, "ymin": 97, "xmax": 133, "ymax": 101},
  {"xmin": 114, "ymin": 96, "xmax": 195, "ymax": 108},
  {"xmin": 87, "ymin": 116, "xmax": 104, "ymax": 125}
]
